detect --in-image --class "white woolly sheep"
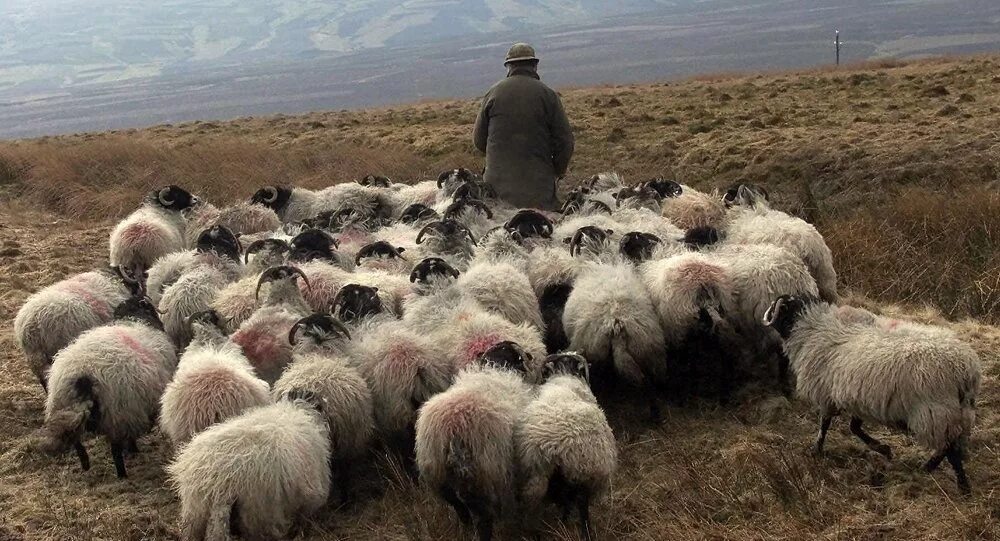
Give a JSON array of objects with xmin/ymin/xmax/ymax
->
[
  {"xmin": 415, "ymin": 342, "xmax": 536, "ymax": 541},
  {"xmin": 764, "ymin": 295, "xmax": 982, "ymax": 494},
  {"xmin": 515, "ymin": 353, "xmax": 617, "ymax": 541},
  {"xmin": 659, "ymin": 183, "xmax": 727, "ymax": 230},
  {"xmin": 109, "ymin": 185, "xmax": 199, "ymax": 283},
  {"xmin": 159, "ymin": 310, "xmax": 271, "ymax": 447},
  {"xmin": 168, "ymin": 393, "xmax": 331, "ymax": 540},
  {"xmin": 250, "ymin": 185, "xmax": 319, "ymax": 224},
  {"xmin": 14, "ymin": 267, "xmax": 139, "ymax": 390},
  {"xmin": 185, "ymin": 201, "xmax": 281, "ymax": 248},
  {"xmin": 33, "ymin": 296, "xmax": 177, "ymax": 478},
  {"xmin": 455, "ymin": 258, "xmax": 544, "ymax": 331}
]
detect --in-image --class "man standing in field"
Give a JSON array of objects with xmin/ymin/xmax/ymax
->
[{"xmin": 473, "ymin": 43, "xmax": 575, "ymax": 211}]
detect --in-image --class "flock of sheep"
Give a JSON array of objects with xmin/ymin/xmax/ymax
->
[{"xmin": 13, "ymin": 169, "xmax": 983, "ymax": 541}]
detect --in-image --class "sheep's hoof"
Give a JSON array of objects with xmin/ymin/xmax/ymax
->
[{"xmin": 874, "ymin": 444, "xmax": 893, "ymax": 460}]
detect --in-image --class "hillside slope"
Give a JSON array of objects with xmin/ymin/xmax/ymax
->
[{"xmin": 0, "ymin": 55, "xmax": 999, "ymax": 540}]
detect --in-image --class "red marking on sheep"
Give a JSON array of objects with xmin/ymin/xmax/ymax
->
[
  {"xmin": 884, "ymin": 319, "xmax": 901, "ymax": 331},
  {"xmin": 385, "ymin": 342, "xmax": 418, "ymax": 375},
  {"xmin": 232, "ymin": 327, "xmax": 285, "ymax": 369},
  {"xmin": 116, "ymin": 330, "xmax": 157, "ymax": 366},
  {"xmin": 120, "ymin": 221, "xmax": 159, "ymax": 244},
  {"xmin": 59, "ymin": 282, "xmax": 112, "ymax": 320},
  {"xmin": 677, "ymin": 261, "xmax": 726, "ymax": 289},
  {"xmin": 457, "ymin": 333, "xmax": 501, "ymax": 369}
]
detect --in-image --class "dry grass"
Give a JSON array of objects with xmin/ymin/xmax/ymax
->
[{"xmin": 1, "ymin": 55, "xmax": 1000, "ymax": 540}]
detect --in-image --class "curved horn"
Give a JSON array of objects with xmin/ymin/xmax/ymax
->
[
  {"xmin": 288, "ymin": 320, "xmax": 306, "ymax": 346},
  {"xmin": 416, "ymin": 222, "xmax": 441, "ymax": 245},
  {"xmin": 244, "ymin": 240, "xmax": 268, "ymax": 264},
  {"xmin": 327, "ymin": 316, "xmax": 352, "ymax": 341},
  {"xmin": 158, "ymin": 187, "xmax": 175, "ymax": 207},
  {"xmin": 762, "ymin": 297, "xmax": 786, "ymax": 326},
  {"xmin": 263, "ymin": 186, "xmax": 278, "ymax": 203},
  {"xmin": 290, "ymin": 267, "xmax": 311, "ymax": 290},
  {"xmin": 460, "ymin": 224, "xmax": 477, "ymax": 245},
  {"xmin": 467, "ymin": 199, "xmax": 493, "ymax": 219},
  {"xmin": 569, "ymin": 230, "xmax": 583, "ymax": 257},
  {"xmin": 330, "ymin": 289, "xmax": 347, "ymax": 319},
  {"xmin": 409, "ymin": 264, "xmax": 422, "ymax": 283},
  {"xmin": 437, "ymin": 170, "xmax": 451, "ymax": 188}
]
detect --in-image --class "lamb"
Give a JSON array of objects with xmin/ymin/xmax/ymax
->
[
  {"xmin": 725, "ymin": 185, "xmax": 838, "ymax": 303},
  {"xmin": 159, "ymin": 310, "xmax": 271, "ymax": 447},
  {"xmin": 14, "ymin": 266, "xmax": 140, "ymax": 390},
  {"xmin": 250, "ymin": 185, "xmax": 319, "ymax": 224},
  {"xmin": 415, "ymin": 341, "xmax": 536, "ymax": 541},
  {"xmin": 109, "ymin": 185, "xmax": 199, "ymax": 284},
  {"xmin": 764, "ymin": 295, "xmax": 982, "ymax": 494},
  {"xmin": 515, "ymin": 352, "xmax": 617, "ymax": 541},
  {"xmin": 563, "ymin": 260, "xmax": 666, "ymax": 415},
  {"xmin": 32, "ymin": 295, "xmax": 177, "ymax": 478},
  {"xmin": 168, "ymin": 391, "xmax": 331, "ymax": 540},
  {"xmin": 229, "ymin": 266, "xmax": 312, "ymax": 384},
  {"xmin": 273, "ymin": 313, "xmax": 374, "ymax": 503}
]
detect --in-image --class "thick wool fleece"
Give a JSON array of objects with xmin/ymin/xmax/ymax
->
[
  {"xmin": 457, "ymin": 259, "xmax": 545, "ymax": 330},
  {"xmin": 415, "ymin": 365, "xmax": 534, "ymax": 514},
  {"xmin": 14, "ymin": 270, "xmax": 132, "ymax": 384},
  {"xmin": 659, "ymin": 185, "xmax": 727, "ymax": 230},
  {"xmin": 45, "ymin": 321, "xmax": 177, "ymax": 445},
  {"xmin": 109, "ymin": 204, "xmax": 186, "ymax": 273},
  {"xmin": 168, "ymin": 400, "xmax": 331, "ymax": 541},
  {"xmin": 785, "ymin": 303, "xmax": 981, "ymax": 452},
  {"xmin": 515, "ymin": 375, "xmax": 617, "ymax": 506}
]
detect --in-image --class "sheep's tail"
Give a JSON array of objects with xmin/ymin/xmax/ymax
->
[
  {"xmin": 32, "ymin": 377, "xmax": 94, "ymax": 455},
  {"xmin": 445, "ymin": 438, "xmax": 476, "ymax": 494},
  {"xmin": 204, "ymin": 498, "xmax": 237, "ymax": 541},
  {"xmin": 610, "ymin": 319, "xmax": 643, "ymax": 386}
]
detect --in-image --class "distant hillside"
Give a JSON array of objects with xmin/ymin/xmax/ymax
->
[{"xmin": 1, "ymin": 0, "xmax": 998, "ymax": 138}]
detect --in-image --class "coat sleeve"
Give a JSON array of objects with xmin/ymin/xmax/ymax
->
[
  {"xmin": 548, "ymin": 92, "xmax": 575, "ymax": 177},
  {"xmin": 473, "ymin": 94, "xmax": 492, "ymax": 154}
]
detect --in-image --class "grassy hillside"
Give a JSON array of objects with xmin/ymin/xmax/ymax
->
[{"xmin": 0, "ymin": 55, "xmax": 999, "ymax": 540}]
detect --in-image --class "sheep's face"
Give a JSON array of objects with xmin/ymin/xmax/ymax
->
[
  {"xmin": 331, "ymin": 284, "xmax": 383, "ymax": 322},
  {"xmin": 444, "ymin": 198, "xmax": 494, "ymax": 221},
  {"xmin": 478, "ymin": 341, "xmax": 531, "ymax": 376},
  {"xmin": 409, "ymin": 257, "xmax": 460, "ymax": 284},
  {"xmin": 416, "ymin": 219, "xmax": 476, "ymax": 247},
  {"xmin": 399, "ymin": 203, "xmax": 439, "ymax": 225},
  {"xmin": 113, "ymin": 295, "xmax": 162, "ymax": 330},
  {"xmin": 289, "ymin": 229, "xmax": 338, "ymax": 263},
  {"xmin": 256, "ymin": 266, "xmax": 310, "ymax": 300},
  {"xmin": 289, "ymin": 313, "xmax": 352, "ymax": 346},
  {"xmin": 150, "ymin": 185, "xmax": 199, "ymax": 212},
  {"xmin": 613, "ymin": 184, "xmax": 663, "ymax": 211},
  {"xmin": 196, "ymin": 225, "xmax": 242, "ymax": 262},
  {"xmin": 619, "ymin": 231, "xmax": 662, "ymax": 263},
  {"xmin": 565, "ymin": 226, "xmax": 614, "ymax": 257},
  {"xmin": 359, "ymin": 174, "xmax": 392, "ymax": 188},
  {"xmin": 250, "ymin": 186, "xmax": 293, "ymax": 212},
  {"xmin": 110, "ymin": 265, "xmax": 145, "ymax": 296},
  {"xmin": 451, "ymin": 180, "xmax": 497, "ymax": 202},
  {"xmin": 437, "ymin": 168, "xmax": 480, "ymax": 194},
  {"xmin": 723, "ymin": 183, "xmax": 770, "ymax": 208},
  {"xmin": 504, "ymin": 209, "xmax": 554, "ymax": 239},
  {"xmin": 644, "ymin": 178, "xmax": 683, "ymax": 199},
  {"xmin": 244, "ymin": 238, "xmax": 290, "ymax": 266},
  {"xmin": 763, "ymin": 294, "xmax": 808, "ymax": 339},
  {"xmin": 683, "ymin": 226, "xmax": 721, "ymax": 250},
  {"xmin": 542, "ymin": 352, "xmax": 589, "ymax": 383},
  {"xmin": 355, "ymin": 241, "xmax": 406, "ymax": 266}
]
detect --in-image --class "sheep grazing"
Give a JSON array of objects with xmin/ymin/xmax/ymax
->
[
  {"xmin": 109, "ymin": 185, "xmax": 199, "ymax": 285},
  {"xmin": 415, "ymin": 341, "xmax": 535, "ymax": 541},
  {"xmin": 14, "ymin": 267, "xmax": 140, "ymax": 390},
  {"xmin": 168, "ymin": 392, "xmax": 331, "ymax": 540},
  {"xmin": 764, "ymin": 295, "xmax": 982, "ymax": 495},
  {"xmin": 274, "ymin": 313, "xmax": 375, "ymax": 503},
  {"xmin": 33, "ymin": 296, "xmax": 177, "ymax": 478},
  {"xmin": 229, "ymin": 265, "xmax": 312, "ymax": 384},
  {"xmin": 516, "ymin": 353, "xmax": 617, "ymax": 541},
  {"xmin": 159, "ymin": 310, "xmax": 271, "ymax": 447}
]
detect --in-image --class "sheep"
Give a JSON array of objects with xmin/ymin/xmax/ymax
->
[
  {"xmin": 229, "ymin": 266, "xmax": 312, "ymax": 384},
  {"xmin": 250, "ymin": 185, "xmax": 318, "ymax": 224},
  {"xmin": 14, "ymin": 267, "xmax": 140, "ymax": 390},
  {"xmin": 763, "ymin": 294, "xmax": 982, "ymax": 495},
  {"xmin": 436, "ymin": 167, "xmax": 484, "ymax": 199},
  {"xmin": 358, "ymin": 174, "xmax": 393, "ymax": 187},
  {"xmin": 725, "ymin": 185, "xmax": 838, "ymax": 303},
  {"xmin": 397, "ymin": 203, "xmax": 440, "ymax": 225},
  {"xmin": 415, "ymin": 341, "xmax": 536, "ymax": 541},
  {"xmin": 330, "ymin": 283, "xmax": 394, "ymax": 326},
  {"xmin": 32, "ymin": 295, "xmax": 177, "ymax": 478},
  {"xmin": 355, "ymin": 240, "xmax": 410, "ymax": 274},
  {"xmin": 439, "ymin": 300, "xmax": 547, "ymax": 379},
  {"xmin": 659, "ymin": 183, "xmax": 727, "ymax": 231},
  {"xmin": 273, "ymin": 313, "xmax": 375, "ymax": 503},
  {"xmin": 353, "ymin": 319, "xmax": 454, "ymax": 465},
  {"xmin": 503, "ymin": 209, "xmax": 554, "ymax": 240},
  {"xmin": 455, "ymin": 259, "xmax": 544, "ymax": 331},
  {"xmin": 288, "ymin": 228, "xmax": 354, "ymax": 271},
  {"xmin": 515, "ymin": 352, "xmax": 617, "ymax": 541},
  {"xmin": 167, "ymin": 391, "xmax": 331, "ymax": 540},
  {"xmin": 159, "ymin": 310, "xmax": 271, "ymax": 447},
  {"xmin": 109, "ymin": 185, "xmax": 199, "ymax": 284},
  {"xmin": 185, "ymin": 201, "xmax": 281, "ymax": 248},
  {"xmin": 146, "ymin": 250, "xmax": 198, "ymax": 306},
  {"xmin": 402, "ymin": 258, "xmax": 467, "ymax": 334},
  {"xmin": 443, "ymin": 198, "xmax": 498, "ymax": 240},
  {"xmin": 474, "ymin": 227, "xmax": 531, "ymax": 267},
  {"xmin": 612, "ymin": 183, "xmax": 663, "ymax": 213},
  {"xmin": 563, "ymin": 260, "xmax": 666, "ymax": 417},
  {"xmin": 243, "ymin": 238, "xmax": 290, "ymax": 273},
  {"xmin": 158, "ymin": 226, "xmax": 244, "ymax": 348},
  {"xmin": 414, "ymin": 219, "xmax": 477, "ymax": 266}
]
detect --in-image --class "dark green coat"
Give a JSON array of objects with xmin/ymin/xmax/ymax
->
[{"xmin": 473, "ymin": 66, "xmax": 575, "ymax": 210}]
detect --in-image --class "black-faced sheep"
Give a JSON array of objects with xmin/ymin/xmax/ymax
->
[{"xmin": 109, "ymin": 185, "xmax": 199, "ymax": 284}]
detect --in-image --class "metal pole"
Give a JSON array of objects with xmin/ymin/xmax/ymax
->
[{"xmin": 835, "ymin": 30, "xmax": 841, "ymax": 65}]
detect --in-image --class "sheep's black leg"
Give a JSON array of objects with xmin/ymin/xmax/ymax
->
[
  {"xmin": 464, "ymin": 492, "xmax": 494, "ymax": 541},
  {"xmin": 577, "ymin": 491, "xmax": 593, "ymax": 541},
  {"xmin": 849, "ymin": 418, "xmax": 892, "ymax": 459},
  {"xmin": 402, "ymin": 425, "xmax": 419, "ymax": 479},
  {"xmin": 37, "ymin": 373, "xmax": 49, "ymax": 393},
  {"xmin": 74, "ymin": 441, "xmax": 90, "ymax": 471},
  {"xmin": 813, "ymin": 413, "xmax": 834, "ymax": 455},
  {"xmin": 111, "ymin": 442, "xmax": 127, "ymax": 478},
  {"xmin": 127, "ymin": 439, "xmax": 139, "ymax": 453},
  {"xmin": 337, "ymin": 460, "xmax": 351, "ymax": 505},
  {"xmin": 438, "ymin": 486, "xmax": 472, "ymax": 526},
  {"xmin": 945, "ymin": 442, "xmax": 971, "ymax": 496},
  {"xmin": 776, "ymin": 350, "xmax": 791, "ymax": 396},
  {"xmin": 925, "ymin": 449, "xmax": 947, "ymax": 472},
  {"xmin": 475, "ymin": 514, "xmax": 494, "ymax": 541}
]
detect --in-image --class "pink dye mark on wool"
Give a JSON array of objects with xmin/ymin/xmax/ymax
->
[
  {"xmin": 385, "ymin": 342, "xmax": 418, "ymax": 375},
  {"xmin": 458, "ymin": 333, "xmax": 501, "ymax": 369},
  {"xmin": 60, "ymin": 282, "xmax": 111, "ymax": 320},
  {"xmin": 883, "ymin": 319, "xmax": 901, "ymax": 331},
  {"xmin": 116, "ymin": 330, "xmax": 156, "ymax": 366},
  {"xmin": 676, "ymin": 261, "xmax": 726, "ymax": 290},
  {"xmin": 119, "ymin": 221, "xmax": 158, "ymax": 244},
  {"xmin": 232, "ymin": 327, "xmax": 283, "ymax": 369}
]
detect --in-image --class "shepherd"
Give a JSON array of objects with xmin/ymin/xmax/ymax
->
[{"xmin": 473, "ymin": 43, "xmax": 575, "ymax": 211}]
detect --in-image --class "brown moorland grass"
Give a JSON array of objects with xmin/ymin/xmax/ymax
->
[{"xmin": 0, "ymin": 55, "xmax": 999, "ymax": 540}]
